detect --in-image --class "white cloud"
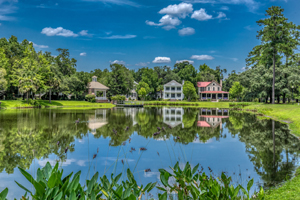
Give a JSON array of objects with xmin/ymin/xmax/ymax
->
[
  {"xmin": 146, "ymin": 15, "xmax": 181, "ymax": 30},
  {"xmin": 38, "ymin": 159, "xmax": 76, "ymax": 167},
  {"xmin": 79, "ymin": 30, "xmax": 90, "ymax": 36},
  {"xmin": 220, "ymin": 5, "xmax": 229, "ymax": 10},
  {"xmin": 191, "ymin": 55, "xmax": 214, "ymax": 60},
  {"xmin": 231, "ymin": 58, "xmax": 238, "ymax": 61},
  {"xmin": 99, "ymin": 34, "xmax": 136, "ymax": 39},
  {"xmin": 153, "ymin": 57, "xmax": 171, "ymax": 63},
  {"xmin": 191, "ymin": 8, "xmax": 212, "ymax": 21},
  {"xmin": 110, "ymin": 60, "xmax": 126, "ymax": 65},
  {"xmin": 80, "ymin": 52, "xmax": 87, "ymax": 56},
  {"xmin": 176, "ymin": 60, "xmax": 194, "ymax": 64},
  {"xmin": 135, "ymin": 62, "xmax": 150, "ymax": 67},
  {"xmin": 159, "ymin": 3, "xmax": 193, "ymax": 18},
  {"xmin": 178, "ymin": 27, "xmax": 195, "ymax": 36},
  {"xmin": 41, "ymin": 27, "xmax": 78, "ymax": 37},
  {"xmin": 244, "ymin": 25, "xmax": 253, "ymax": 30},
  {"xmin": 29, "ymin": 41, "xmax": 49, "ymax": 49},
  {"xmin": 216, "ymin": 12, "xmax": 226, "ymax": 19},
  {"xmin": 184, "ymin": 0, "xmax": 260, "ymax": 12}
]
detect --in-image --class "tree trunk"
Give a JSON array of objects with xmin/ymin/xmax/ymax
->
[
  {"xmin": 277, "ymin": 95, "xmax": 280, "ymax": 104},
  {"xmin": 283, "ymin": 93, "xmax": 286, "ymax": 104},
  {"xmin": 272, "ymin": 49, "xmax": 276, "ymax": 104},
  {"xmin": 26, "ymin": 91, "xmax": 29, "ymax": 104},
  {"xmin": 49, "ymin": 88, "xmax": 52, "ymax": 104}
]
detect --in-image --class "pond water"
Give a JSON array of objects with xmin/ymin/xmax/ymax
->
[{"xmin": 0, "ymin": 107, "xmax": 299, "ymax": 199}]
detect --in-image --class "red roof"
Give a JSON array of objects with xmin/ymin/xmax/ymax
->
[
  {"xmin": 197, "ymin": 82, "xmax": 211, "ymax": 87},
  {"xmin": 197, "ymin": 121, "xmax": 211, "ymax": 127},
  {"xmin": 201, "ymin": 91, "xmax": 229, "ymax": 94}
]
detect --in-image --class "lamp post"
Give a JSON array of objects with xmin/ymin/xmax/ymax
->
[{"xmin": 292, "ymin": 86, "xmax": 294, "ymax": 103}]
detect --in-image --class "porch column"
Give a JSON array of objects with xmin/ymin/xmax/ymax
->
[
  {"xmin": 205, "ymin": 93, "xmax": 207, "ymax": 100},
  {"xmin": 222, "ymin": 94, "xmax": 223, "ymax": 100}
]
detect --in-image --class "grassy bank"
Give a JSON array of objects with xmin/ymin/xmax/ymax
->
[
  {"xmin": 243, "ymin": 103, "xmax": 300, "ymax": 136},
  {"xmin": 141, "ymin": 100, "xmax": 230, "ymax": 108},
  {"xmin": 0, "ymin": 100, "xmax": 115, "ymax": 109},
  {"xmin": 265, "ymin": 167, "xmax": 300, "ymax": 200}
]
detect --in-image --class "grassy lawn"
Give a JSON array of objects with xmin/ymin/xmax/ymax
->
[
  {"xmin": 244, "ymin": 103, "xmax": 300, "ymax": 136},
  {"xmin": 265, "ymin": 167, "xmax": 300, "ymax": 200},
  {"xmin": 0, "ymin": 100, "xmax": 115, "ymax": 109}
]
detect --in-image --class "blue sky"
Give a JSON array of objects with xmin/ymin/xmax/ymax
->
[{"xmin": 0, "ymin": 0, "xmax": 299, "ymax": 73}]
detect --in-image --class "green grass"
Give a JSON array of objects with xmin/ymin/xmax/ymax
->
[
  {"xmin": 141, "ymin": 100, "xmax": 231, "ymax": 108},
  {"xmin": 265, "ymin": 167, "xmax": 300, "ymax": 200},
  {"xmin": 0, "ymin": 100, "xmax": 115, "ymax": 109},
  {"xmin": 244, "ymin": 103, "xmax": 300, "ymax": 136}
]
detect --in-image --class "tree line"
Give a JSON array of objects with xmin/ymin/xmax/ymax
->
[{"xmin": 0, "ymin": 36, "xmax": 226, "ymax": 102}]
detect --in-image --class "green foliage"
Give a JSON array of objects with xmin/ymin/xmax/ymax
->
[
  {"xmin": 183, "ymin": 81, "xmax": 197, "ymax": 101},
  {"xmin": 6, "ymin": 162, "xmax": 156, "ymax": 200},
  {"xmin": 230, "ymin": 82, "xmax": 245, "ymax": 101},
  {"xmin": 138, "ymin": 87, "xmax": 147, "ymax": 100},
  {"xmin": 0, "ymin": 68, "xmax": 7, "ymax": 91},
  {"xmin": 111, "ymin": 95, "xmax": 126, "ymax": 101},
  {"xmin": 85, "ymin": 94, "xmax": 96, "ymax": 102},
  {"xmin": 157, "ymin": 162, "xmax": 264, "ymax": 200}
]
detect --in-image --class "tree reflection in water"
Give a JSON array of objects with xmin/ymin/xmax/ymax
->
[{"xmin": 0, "ymin": 107, "xmax": 299, "ymax": 189}]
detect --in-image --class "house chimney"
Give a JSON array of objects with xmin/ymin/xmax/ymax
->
[
  {"xmin": 182, "ymin": 80, "xmax": 185, "ymax": 85},
  {"xmin": 220, "ymin": 79, "xmax": 222, "ymax": 87}
]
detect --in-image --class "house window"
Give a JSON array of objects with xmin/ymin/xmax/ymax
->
[
  {"xmin": 91, "ymin": 89, "xmax": 95, "ymax": 93},
  {"xmin": 166, "ymin": 94, "xmax": 169, "ymax": 98},
  {"xmin": 166, "ymin": 87, "xmax": 170, "ymax": 91},
  {"xmin": 177, "ymin": 87, "xmax": 181, "ymax": 90},
  {"xmin": 218, "ymin": 87, "xmax": 220, "ymax": 91},
  {"xmin": 177, "ymin": 93, "xmax": 181, "ymax": 97},
  {"xmin": 171, "ymin": 87, "xmax": 175, "ymax": 91},
  {"xmin": 208, "ymin": 87, "xmax": 210, "ymax": 91},
  {"xmin": 213, "ymin": 87, "xmax": 215, "ymax": 91},
  {"xmin": 171, "ymin": 94, "xmax": 175, "ymax": 98}
]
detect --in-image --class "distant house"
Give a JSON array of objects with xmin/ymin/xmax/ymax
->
[
  {"xmin": 197, "ymin": 80, "xmax": 229, "ymax": 101},
  {"xmin": 163, "ymin": 80, "xmax": 184, "ymax": 100},
  {"xmin": 87, "ymin": 76, "xmax": 109, "ymax": 102},
  {"xmin": 126, "ymin": 81, "xmax": 138, "ymax": 100}
]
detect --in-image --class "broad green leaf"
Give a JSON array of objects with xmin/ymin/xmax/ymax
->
[
  {"xmin": 53, "ymin": 192, "xmax": 62, "ymax": 200},
  {"xmin": 48, "ymin": 173, "xmax": 57, "ymax": 189},
  {"xmin": 15, "ymin": 181, "xmax": 32, "ymax": 195},
  {"xmin": 192, "ymin": 164, "xmax": 199, "ymax": 174},
  {"xmin": 0, "ymin": 188, "xmax": 8, "ymax": 199},
  {"xmin": 247, "ymin": 179, "xmax": 254, "ymax": 192},
  {"xmin": 87, "ymin": 172, "xmax": 99, "ymax": 195}
]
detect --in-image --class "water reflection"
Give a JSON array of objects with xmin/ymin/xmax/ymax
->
[{"xmin": 0, "ymin": 107, "xmax": 299, "ymax": 196}]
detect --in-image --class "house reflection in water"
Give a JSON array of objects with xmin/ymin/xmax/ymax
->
[
  {"xmin": 163, "ymin": 107, "xmax": 184, "ymax": 128},
  {"xmin": 88, "ymin": 109, "xmax": 108, "ymax": 135},
  {"xmin": 197, "ymin": 108, "xmax": 229, "ymax": 129}
]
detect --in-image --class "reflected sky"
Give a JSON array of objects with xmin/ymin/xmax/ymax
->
[{"xmin": 0, "ymin": 107, "xmax": 299, "ymax": 199}]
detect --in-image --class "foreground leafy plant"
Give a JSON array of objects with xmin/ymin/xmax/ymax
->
[
  {"xmin": 157, "ymin": 162, "xmax": 265, "ymax": 200},
  {"xmin": 13, "ymin": 162, "xmax": 155, "ymax": 200}
]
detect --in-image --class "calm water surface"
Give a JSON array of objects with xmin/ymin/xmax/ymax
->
[{"xmin": 0, "ymin": 107, "xmax": 299, "ymax": 199}]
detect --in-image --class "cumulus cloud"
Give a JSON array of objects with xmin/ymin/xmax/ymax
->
[
  {"xmin": 99, "ymin": 34, "xmax": 136, "ymax": 39},
  {"xmin": 216, "ymin": 12, "xmax": 226, "ymax": 19},
  {"xmin": 176, "ymin": 60, "xmax": 194, "ymax": 64},
  {"xmin": 29, "ymin": 41, "xmax": 49, "ymax": 49},
  {"xmin": 153, "ymin": 57, "xmax": 171, "ymax": 63},
  {"xmin": 79, "ymin": 30, "xmax": 90, "ymax": 36},
  {"xmin": 41, "ymin": 27, "xmax": 78, "ymax": 37},
  {"xmin": 146, "ymin": 15, "xmax": 181, "ymax": 30},
  {"xmin": 38, "ymin": 159, "xmax": 77, "ymax": 167},
  {"xmin": 80, "ymin": 52, "xmax": 87, "ymax": 56},
  {"xmin": 191, "ymin": 55, "xmax": 214, "ymax": 60},
  {"xmin": 191, "ymin": 8, "xmax": 212, "ymax": 21},
  {"xmin": 159, "ymin": 3, "xmax": 193, "ymax": 18},
  {"xmin": 110, "ymin": 60, "xmax": 126, "ymax": 64},
  {"xmin": 135, "ymin": 62, "xmax": 150, "ymax": 67},
  {"xmin": 178, "ymin": 27, "xmax": 195, "ymax": 36},
  {"xmin": 184, "ymin": 0, "xmax": 260, "ymax": 12}
]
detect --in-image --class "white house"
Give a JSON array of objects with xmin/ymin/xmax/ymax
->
[
  {"xmin": 163, "ymin": 107, "xmax": 184, "ymax": 128},
  {"xmin": 163, "ymin": 80, "xmax": 184, "ymax": 100},
  {"xmin": 197, "ymin": 80, "xmax": 229, "ymax": 101}
]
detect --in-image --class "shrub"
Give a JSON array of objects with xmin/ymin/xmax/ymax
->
[
  {"xmin": 90, "ymin": 98, "xmax": 96, "ymax": 103},
  {"xmin": 111, "ymin": 95, "xmax": 126, "ymax": 101},
  {"xmin": 85, "ymin": 94, "xmax": 96, "ymax": 102}
]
